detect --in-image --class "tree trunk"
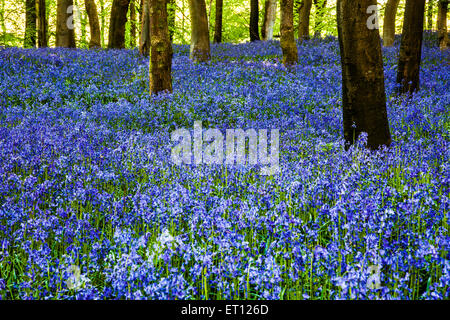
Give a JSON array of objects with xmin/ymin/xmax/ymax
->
[
  {"xmin": 396, "ymin": 0, "xmax": 426, "ymax": 94},
  {"xmin": 427, "ymin": 0, "xmax": 434, "ymax": 30},
  {"xmin": 437, "ymin": 0, "xmax": 448, "ymax": 50},
  {"xmin": 130, "ymin": 0, "xmax": 137, "ymax": 47},
  {"xmin": 280, "ymin": 0, "xmax": 298, "ymax": 67},
  {"xmin": 189, "ymin": 0, "xmax": 211, "ymax": 62},
  {"xmin": 37, "ymin": 0, "xmax": 48, "ymax": 47},
  {"xmin": 85, "ymin": 0, "xmax": 101, "ymax": 48},
  {"xmin": 250, "ymin": 0, "xmax": 260, "ymax": 41},
  {"xmin": 24, "ymin": 0, "xmax": 37, "ymax": 48},
  {"xmin": 149, "ymin": 0, "xmax": 173, "ymax": 94},
  {"xmin": 337, "ymin": 0, "xmax": 391, "ymax": 150},
  {"xmin": 313, "ymin": 0, "xmax": 326, "ymax": 37},
  {"xmin": 213, "ymin": 0, "xmax": 223, "ymax": 43},
  {"xmin": 108, "ymin": 0, "xmax": 131, "ymax": 49},
  {"xmin": 168, "ymin": 0, "xmax": 175, "ymax": 41},
  {"xmin": 140, "ymin": 0, "xmax": 150, "ymax": 55},
  {"xmin": 56, "ymin": 0, "xmax": 76, "ymax": 48},
  {"xmin": 261, "ymin": 0, "xmax": 277, "ymax": 41},
  {"xmin": 99, "ymin": 0, "xmax": 106, "ymax": 47},
  {"xmin": 383, "ymin": 0, "xmax": 400, "ymax": 46},
  {"xmin": 298, "ymin": 0, "xmax": 312, "ymax": 40}
]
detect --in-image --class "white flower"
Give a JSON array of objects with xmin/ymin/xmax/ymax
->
[
  {"xmin": 367, "ymin": 265, "xmax": 382, "ymax": 290},
  {"xmin": 66, "ymin": 265, "xmax": 88, "ymax": 290}
]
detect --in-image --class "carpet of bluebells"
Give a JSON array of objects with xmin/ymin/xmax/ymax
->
[{"xmin": 0, "ymin": 34, "xmax": 449, "ymax": 300}]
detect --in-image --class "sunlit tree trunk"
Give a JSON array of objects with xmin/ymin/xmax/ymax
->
[
  {"xmin": 149, "ymin": 0, "xmax": 172, "ymax": 94},
  {"xmin": 189, "ymin": 0, "xmax": 211, "ymax": 62},
  {"xmin": 85, "ymin": 0, "xmax": 101, "ymax": 48},
  {"xmin": 168, "ymin": 0, "xmax": 175, "ymax": 41},
  {"xmin": 130, "ymin": 0, "xmax": 136, "ymax": 47},
  {"xmin": 140, "ymin": 0, "xmax": 150, "ymax": 55},
  {"xmin": 437, "ymin": 0, "xmax": 448, "ymax": 50},
  {"xmin": 396, "ymin": 0, "xmax": 426, "ymax": 94},
  {"xmin": 24, "ymin": 0, "xmax": 37, "ymax": 48},
  {"xmin": 250, "ymin": 0, "xmax": 260, "ymax": 41},
  {"xmin": 261, "ymin": 0, "xmax": 277, "ymax": 40},
  {"xmin": 108, "ymin": 0, "xmax": 131, "ymax": 49},
  {"xmin": 213, "ymin": 0, "xmax": 223, "ymax": 43},
  {"xmin": 337, "ymin": 0, "xmax": 391, "ymax": 150},
  {"xmin": 383, "ymin": 0, "xmax": 400, "ymax": 46},
  {"xmin": 427, "ymin": 0, "xmax": 434, "ymax": 30},
  {"xmin": 99, "ymin": 0, "xmax": 106, "ymax": 47},
  {"xmin": 280, "ymin": 0, "xmax": 298, "ymax": 67},
  {"xmin": 56, "ymin": 0, "xmax": 76, "ymax": 48},
  {"xmin": 298, "ymin": 0, "xmax": 312, "ymax": 40},
  {"xmin": 313, "ymin": 0, "xmax": 326, "ymax": 37},
  {"xmin": 37, "ymin": 0, "xmax": 48, "ymax": 47}
]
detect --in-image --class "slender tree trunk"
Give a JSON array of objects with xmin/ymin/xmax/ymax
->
[
  {"xmin": 437, "ymin": 0, "xmax": 448, "ymax": 50},
  {"xmin": 56, "ymin": 0, "xmax": 76, "ymax": 48},
  {"xmin": 250, "ymin": 0, "xmax": 260, "ymax": 41},
  {"xmin": 129, "ymin": 0, "xmax": 136, "ymax": 47},
  {"xmin": 396, "ymin": 0, "xmax": 426, "ymax": 94},
  {"xmin": 280, "ymin": 0, "xmax": 298, "ymax": 67},
  {"xmin": 140, "ymin": 0, "xmax": 150, "ymax": 55},
  {"xmin": 37, "ymin": 0, "xmax": 48, "ymax": 47},
  {"xmin": 261, "ymin": 0, "xmax": 277, "ymax": 40},
  {"xmin": 427, "ymin": 0, "xmax": 434, "ymax": 30},
  {"xmin": 337, "ymin": 0, "xmax": 391, "ymax": 150},
  {"xmin": 85, "ymin": 0, "xmax": 101, "ymax": 48},
  {"xmin": 213, "ymin": 0, "xmax": 223, "ymax": 43},
  {"xmin": 24, "ymin": 0, "xmax": 37, "ymax": 48},
  {"xmin": 313, "ymin": 0, "xmax": 326, "ymax": 37},
  {"xmin": 189, "ymin": 0, "xmax": 211, "ymax": 62},
  {"xmin": 99, "ymin": 0, "xmax": 106, "ymax": 47},
  {"xmin": 167, "ymin": 0, "xmax": 175, "ymax": 41},
  {"xmin": 298, "ymin": 0, "xmax": 312, "ymax": 40},
  {"xmin": 108, "ymin": 0, "xmax": 131, "ymax": 49},
  {"xmin": 383, "ymin": 0, "xmax": 400, "ymax": 46},
  {"xmin": 149, "ymin": 0, "xmax": 172, "ymax": 94}
]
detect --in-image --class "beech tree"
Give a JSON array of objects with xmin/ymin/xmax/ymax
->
[
  {"xmin": 396, "ymin": 0, "xmax": 426, "ymax": 94},
  {"xmin": 140, "ymin": 0, "xmax": 150, "ymax": 55},
  {"xmin": 168, "ymin": 0, "xmax": 176, "ymax": 41},
  {"xmin": 56, "ymin": 0, "xmax": 76, "ymax": 48},
  {"xmin": 24, "ymin": 0, "xmax": 36, "ymax": 48},
  {"xmin": 280, "ymin": 0, "xmax": 298, "ymax": 67},
  {"xmin": 250, "ymin": 0, "xmax": 260, "ymax": 41},
  {"xmin": 108, "ymin": 0, "xmax": 131, "ymax": 48},
  {"xmin": 130, "ymin": 0, "xmax": 137, "ymax": 47},
  {"xmin": 313, "ymin": 0, "xmax": 327, "ymax": 37},
  {"xmin": 261, "ymin": 0, "xmax": 277, "ymax": 41},
  {"xmin": 383, "ymin": 0, "xmax": 400, "ymax": 47},
  {"xmin": 149, "ymin": 0, "xmax": 172, "ymax": 94},
  {"xmin": 427, "ymin": 0, "xmax": 434, "ymax": 30},
  {"xmin": 214, "ymin": 0, "xmax": 223, "ymax": 43},
  {"xmin": 37, "ymin": 0, "xmax": 48, "ymax": 48},
  {"xmin": 337, "ymin": 0, "xmax": 391, "ymax": 149},
  {"xmin": 189, "ymin": 0, "xmax": 211, "ymax": 62},
  {"xmin": 85, "ymin": 0, "xmax": 101, "ymax": 48},
  {"xmin": 298, "ymin": 0, "xmax": 312, "ymax": 40},
  {"xmin": 437, "ymin": 0, "xmax": 448, "ymax": 50}
]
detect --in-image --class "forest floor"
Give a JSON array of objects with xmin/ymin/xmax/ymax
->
[{"xmin": 0, "ymin": 34, "xmax": 449, "ymax": 299}]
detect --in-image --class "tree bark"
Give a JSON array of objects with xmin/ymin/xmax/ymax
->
[
  {"xmin": 396, "ymin": 0, "xmax": 426, "ymax": 94},
  {"xmin": 298, "ymin": 0, "xmax": 312, "ymax": 40},
  {"xmin": 313, "ymin": 0, "xmax": 326, "ymax": 37},
  {"xmin": 56, "ymin": 0, "xmax": 76, "ymax": 48},
  {"xmin": 383, "ymin": 0, "xmax": 400, "ymax": 47},
  {"xmin": 85, "ymin": 0, "xmax": 101, "ymax": 48},
  {"xmin": 437, "ymin": 0, "xmax": 448, "ymax": 50},
  {"xmin": 337, "ymin": 0, "xmax": 391, "ymax": 150},
  {"xmin": 213, "ymin": 0, "xmax": 223, "ymax": 43},
  {"xmin": 427, "ymin": 0, "xmax": 433, "ymax": 30},
  {"xmin": 280, "ymin": 0, "xmax": 298, "ymax": 67},
  {"xmin": 261, "ymin": 0, "xmax": 277, "ymax": 40},
  {"xmin": 250, "ymin": 0, "xmax": 260, "ymax": 41},
  {"xmin": 189, "ymin": 0, "xmax": 211, "ymax": 62},
  {"xmin": 37, "ymin": 0, "xmax": 48, "ymax": 47},
  {"xmin": 149, "ymin": 0, "xmax": 173, "ymax": 94},
  {"xmin": 168, "ymin": 0, "xmax": 176, "ymax": 41},
  {"xmin": 24, "ymin": 0, "xmax": 37, "ymax": 48},
  {"xmin": 130, "ymin": 0, "xmax": 137, "ymax": 47},
  {"xmin": 108, "ymin": 0, "xmax": 131, "ymax": 49},
  {"xmin": 140, "ymin": 0, "xmax": 150, "ymax": 55}
]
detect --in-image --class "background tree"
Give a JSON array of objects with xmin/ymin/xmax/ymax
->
[
  {"xmin": 149, "ymin": 0, "xmax": 172, "ymax": 94},
  {"xmin": 213, "ymin": 0, "xmax": 223, "ymax": 43},
  {"xmin": 56, "ymin": 0, "xmax": 76, "ymax": 48},
  {"xmin": 189, "ymin": 0, "xmax": 210, "ymax": 62},
  {"xmin": 24, "ymin": 0, "xmax": 37, "ymax": 48},
  {"xmin": 337, "ymin": 0, "xmax": 391, "ymax": 149},
  {"xmin": 108, "ymin": 0, "xmax": 131, "ymax": 49},
  {"xmin": 383, "ymin": 0, "xmax": 400, "ymax": 46},
  {"xmin": 280, "ymin": 0, "xmax": 298, "ymax": 67},
  {"xmin": 85, "ymin": 0, "xmax": 101, "ymax": 48},
  {"xmin": 168, "ymin": 0, "xmax": 176, "ymax": 41},
  {"xmin": 130, "ymin": 0, "xmax": 137, "ymax": 47},
  {"xmin": 261, "ymin": 0, "xmax": 277, "ymax": 41},
  {"xmin": 427, "ymin": 0, "xmax": 434, "ymax": 30},
  {"xmin": 396, "ymin": 0, "xmax": 426, "ymax": 94},
  {"xmin": 37, "ymin": 0, "xmax": 48, "ymax": 48},
  {"xmin": 313, "ymin": 0, "xmax": 327, "ymax": 37},
  {"xmin": 250, "ymin": 0, "xmax": 260, "ymax": 41},
  {"xmin": 140, "ymin": 0, "xmax": 150, "ymax": 55},
  {"xmin": 437, "ymin": 0, "xmax": 448, "ymax": 50},
  {"xmin": 298, "ymin": 0, "xmax": 312, "ymax": 40}
]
